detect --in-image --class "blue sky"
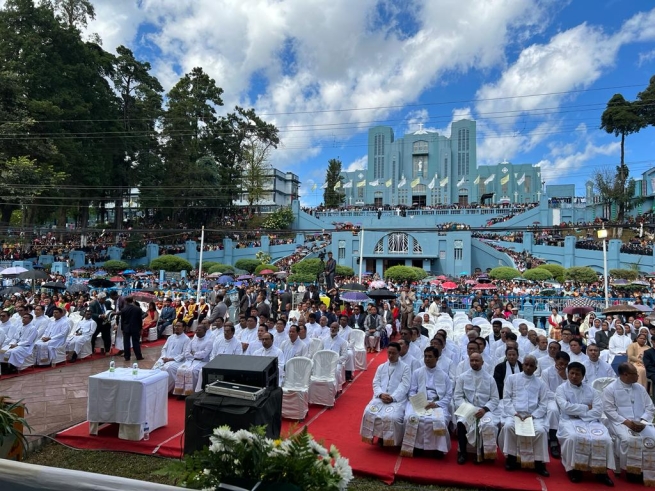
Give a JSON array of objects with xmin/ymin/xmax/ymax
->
[{"xmin": 53, "ymin": 1, "xmax": 655, "ymax": 205}]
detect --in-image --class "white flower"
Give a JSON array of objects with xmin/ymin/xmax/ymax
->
[
  {"xmin": 203, "ymin": 469, "xmax": 211, "ymax": 476},
  {"xmin": 334, "ymin": 457, "xmax": 353, "ymax": 490},
  {"xmin": 328, "ymin": 444, "xmax": 340, "ymax": 459},
  {"xmin": 233, "ymin": 429, "xmax": 253, "ymax": 443},
  {"xmin": 308, "ymin": 439, "xmax": 329, "ymax": 457}
]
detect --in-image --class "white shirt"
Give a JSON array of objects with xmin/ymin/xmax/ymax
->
[{"xmin": 211, "ymin": 336, "xmax": 242, "ymax": 358}]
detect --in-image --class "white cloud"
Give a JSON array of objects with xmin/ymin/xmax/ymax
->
[
  {"xmin": 638, "ymin": 49, "xmax": 655, "ymax": 66},
  {"xmin": 345, "ymin": 155, "xmax": 367, "ymax": 172},
  {"xmin": 84, "ymin": 0, "xmax": 146, "ymax": 51},
  {"xmin": 538, "ymin": 139, "xmax": 620, "ymax": 182}
]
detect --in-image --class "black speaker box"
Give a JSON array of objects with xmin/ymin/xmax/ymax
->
[{"xmin": 201, "ymin": 354, "xmax": 278, "ymax": 390}]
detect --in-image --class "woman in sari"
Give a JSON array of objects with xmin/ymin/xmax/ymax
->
[
  {"xmin": 548, "ymin": 307, "xmax": 563, "ymax": 341},
  {"xmin": 627, "ymin": 332, "xmax": 650, "ymax": 388},
  {"xmin": 142, "ymin": 301, "xmax": 159, "ymax": 338}
]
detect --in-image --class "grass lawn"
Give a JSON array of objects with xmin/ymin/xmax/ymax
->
[{"xmin": 25, "ymin": 442, "xmax": 476, "ymax": 490}]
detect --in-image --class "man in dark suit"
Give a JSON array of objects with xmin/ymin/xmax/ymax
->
[
  {"xmin": 594, "ymin": 321, "xmax": 613, "ymax": 350},
  {"xmin": 493, "ymin": 346, "xmax": 523, "ymax": 399},
  {"xmin": 89, "ymin": 292, "xmax": 112, "ymax": 354},
  {"xmin": 115, "ymin": 296, "xmax": 144, "ymax": 361},
  {"xmin": 324, "ymin": 251, "xmax": 336, "ymax": 289},
  {"xmin": 350, "ymin": 304, "xmax": 367, "ymax": 330},
  {"xmin": 643, "ymin": 342, "xmax": 655, "ymax": 389}
]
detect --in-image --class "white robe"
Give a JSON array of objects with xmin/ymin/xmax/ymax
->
[
  {"xmin": 281, "ymin": 338, "xmax": 309, "ymax": 363},
  {"xmin": 603, "ymin": 379, "xmax": 655, "ymax": 484},
  {"xmin": 401, "ymin": 366, "xmax": 452, "ymax": 455},
  {"xmin": 154, "ymin": 333, "xmax": 191, "ymax": 392},
  {"xmin": 322, "ymin": 335, "xmax": 348, "ymax": 388},
  {"xmin": 65, "ymin": 318, "xmax": 96, "ymax": 355},
  {"xmin": 1, "ymin": 322, "xmax": 38, "ymax": 368},
  {"xmin": 555, "ymin": 381, "xmax": 614, "ymax": 473},
  {"xmin": 583, "ymin": 359, "xmax": 615, "ymax": 385},
  {"xmin": 35, "ymin": 317, "xmax": 70, "ymax": 365},
  {"xmin": 360, "ymin": 361, "xmax": 411, "ymax": 446},
  {"xmin": 500, "ymin": 372, "xmax": 550, "ymax": 466},
  {"xmin": 32, "ymin": 315, "xmax": 51, "ymax": 338},
  {"xmin": 541, "ymin": 365, "xmax": 567, "ymax": 431},
  {"xmin": 173, "ymin": 334, "xmax": 213, "ymax": 395},
  {"xmin": 252, "ymin": 345, "xmax": 285, "ymax": 386},
  {"xmin": 210, "ymin": 336, "xmax": 242, "ymax": 358},
  {"xmin": 454, "ymin": 368, "xmax": 500, "ymax": 459},
  {"xmin": 400, "ymin": 353, "xmax": 421, "ymax": 374}
]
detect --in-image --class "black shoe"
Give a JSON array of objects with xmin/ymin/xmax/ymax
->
[
  {"xmin": 505, "ymin": 455, "xmax": 518, "ymax": 471},
  {"xmin": 549, "ymin": 441, "xmax": 561, "ymax": 459},
  {"xmin": 124, "ymin": 358, "xmax": 131, "ymax": 361},
  {"xmin": 136, "ymin": 356, "xmax": 144, "ymax": 361},
  {"xmin": 596, "ymin": 474, "xmax": 614, "ymax": 487},
  {"xmin": 116, "ymin": 350, "xmax": 124, "ymax": 356},
  {"xmin": 568, "ymin": 470, "xmax": 581, "ymax": 483},
  {"xmin": 535, "ymin": 462, "xmax": 549, "ymax": 477},
  {"xmin": 70, "ymin": 352, "xmax": 78, "ymax": 362},
  {"xmin": 457, "ymin": 452, "xmax": 467, "ymax": 465},
  {"xmin": 626, "ymin": 473, "xmax": 643, "ymax": 483}
]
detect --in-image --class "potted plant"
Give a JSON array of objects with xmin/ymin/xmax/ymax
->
[{"xmin": 0, "ymin": 396, "xmax": 31, "ymax": 460}]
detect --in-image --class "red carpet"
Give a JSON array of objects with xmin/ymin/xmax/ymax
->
[{"xmin": 55, "ymin": 348, "xmax": 647, "ymax": 490}]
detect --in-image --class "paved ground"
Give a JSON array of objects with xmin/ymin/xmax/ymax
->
[{"xmin": 0, "ymin": 344, "xmax": 161, "ymax": 440}]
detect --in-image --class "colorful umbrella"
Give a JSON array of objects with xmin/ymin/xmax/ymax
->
[
  {"xmin": 88, "ymin": 278, "xmax": 115, "ymax": 288},
  {"xmin": 121, "ymin": 269, "xmax": 136, "ymax": 275},
  {"xmin": 472, "ymin": 283, "xmax": 497, "ymax": 290},
  {"xmin": 341, "ymin": 291, "xmax": 371, "ymax": 302},
  {"xmin": 441, "ymin": 281, "xmax": 457, "ymax": 290},
  {"xmin": 1, "ymin": 266, "xmax": 28, "ymax": 275},
  {"xmin": 237, "ymin": 275, "xmax": 253, "ymax": 280},
  {"xmin": 563, "ymin": 297, "xmax": 598, "ymax": 316},
  {"xmin": 259, "ymin": 269, "xmax": 275, "ymax": 275},
  {"xmin": 110, "ymin": 276, "xmax": 125, "ymax": 282},
  {"xmin": 341, "ymin": 283, "xmax": 367, "ymax": 292},
  {"xmin": 366, "ymin": 288, "xmax": 398, "ymax": 300}
]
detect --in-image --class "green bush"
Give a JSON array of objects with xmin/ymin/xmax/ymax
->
[
  {"xmin": 336, "ymin": 265, "xmax": 355, "ymax": 276},
  {"xmin": 522, "ymin": 268, "xmax": 554, "ymax": 281},
  {"xmin": 540, "ymin": 264, "xmax": 566, "ymax": 283},
  {"xmin": 102, "ymin": 260, "xmax": 130, "ymax": 272},
  {"xmin": 489, "ymin": 266, "xmax": 522, "ymax": 281},
  {"xmin": 207, "ymin": 263, "xmax": 235, "ymax": 274},
  {"xmin": 201, "ymin": 261, "xmax": 220, "ymax": 270},
  {"xmin": 565, "ymin": 266, "xmax": 599, "ymax": 284},
  {"xmin": 150, "ymin": 256, "xmax": 193, "ymax": 272},
  {"xmin": 261, "ymin": 207, "xmax": 295, "ymax": 229},
  {"xmin": 234, "ymin": 259, "xmax": 261, "ymax": 274},
  {"xmin": 411, "ymin": 267, "xmax": 428, "ymax": 280},
  {"xmin": 384, "ymin": 265, "xmax": 424, "ymax": 282},
  {"xmin": 609, "ymin": 268, "xmax": 638, "ymax": 281},
  {"xmin": 254, "ymin": 264, "xmax": 280, "ymax": 274},
  {"xmin": 287, "ymin": 273, "xmax": 316, "ymax": 284},
  {"xmin": 291, "ymin": 258, "xmax": 323, "ymax": 277}
]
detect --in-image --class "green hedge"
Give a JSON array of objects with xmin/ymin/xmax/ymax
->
[
  {"xmin": 609, "ymin": 268, "xmax": 638, "ymax": 281},
  {"xmin": 291, "ymin": 258, "xmax": 323, "ymax": 277},
  {"xmin": 384, "ymin": 265, "xmax": 425, "ymax": 282},
  {"xmin": 206, "ymin": 263, "xmax": 235, "ymax": 274},
  {"xmin": 522, "ymin": 268, "xmax": 553, "ymax": 281},
  {"xmin": 539, "ymin": 264, "xmax": 566, "ymax": 283},
  {"xmin": 234, "ymin": 259, "xmax": 261, "ymax": 274},
  {"xmin": 336, "ymin": 265, "xmax": 355, "ymax": 276},
  {"xmin": 488, "ymin": 266, "xmax": 522, "ymax": 281},
  {"xmin": 102, "ymin": 260, "xmax": 130, "ymax": 272},
  {"xmin": 565, "ymin": 266, "xmax": 598, "ymax": 284},
  {"xmin": 287, "ymin": 273, "xmax": 316, "ymax": 284},
  {"xmin": 150, "ymin": 256, "xmax": 193, "ymax": 272}
]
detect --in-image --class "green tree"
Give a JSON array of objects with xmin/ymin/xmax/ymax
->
[
  {"xmin": 45, "ymin": 0, "xmax": 95, "ymax": 30},
  {"xmin": 488, "ymin": 266, "xmax": 522, "ymax": 281},
  {"xmin": 102, "ymin": 259, "xmax": 129, "ymax": 272},
  {"xmin": 206, "ymin": 263, "xmax": 235, "ymax": 274},
  {"xmin": 384, "ymin": 265, "xmax": 423, "ymax": 282},
  {"xmin": 539, "ymin": 264, "xmax": 566, "ymax": 283},
  {"xmin": 565, "ymin": 266, "xmax": 598, "ymax": 284},
  {"xmin": 150, "ymin": 256, "xmax": 193, "ymax": 272},
  {"xmin": 522, "ymin": 268, "xmax": 553, "ymax": 281},
  {"xmin": 291, "ymin": 258, "xmax": 323, "ymax": 277},
  {"xmin": 323, "ymin": 158, "xmax": 344, "ymax": 207},
  {"xmin": 121, "ymin": 233, "xmax": 146, "ymax": 260},
  {"xmin": 287, "ymin": 273, "xmax": 316, "ymax": 284},
  {"xmin": 609, "ymin": 268, "xmax": 638, "ymax": 281},
  {"xmin": 636, "ymin": 75, "xmax": 655, "ymax": 127},
  {"xmin": 336, "ymin": 265, "xmax": 355, "ymax": 276},
  {"xmin": 234, "ymin": 259, "xmax": 261, "ymax": 274},
  {"xmin": 262, "ymin": 207, "xmax": 295, "ymax": 229},
  {"xmin": 240, "ymin": 140, "xmax": 272, "ymax": 213}
]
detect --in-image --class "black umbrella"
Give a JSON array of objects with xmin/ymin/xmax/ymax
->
[
  {"xmin": 66, "ymin": 283, "xmax": 90, "ymax": 294},
  {"xmin": 0, "ymin": 286, "xmax": 26, "ymax": 296},
  {"xmin": 42, "ymin": 281, "xmax": 66, "ymax": 290},
  {"xmin": 88, "ymin": 278, "xmax": 116, "ymax": 288},
  {"xmin": 340, "ymin": 282, "xmax": 367, "ymax": 292},
  {"xmin": 18, "ymin": 270, "xmax": 49, "ymax": 281},
  {"xmin": 366, "ymin": 288, "xmax": 398, "ymax": 300},
  {"xmin": 138, "ymin": 287, "xmax": 157, "ymax": 293}
]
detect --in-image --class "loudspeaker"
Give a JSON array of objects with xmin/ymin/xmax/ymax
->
[
  {"xmin": 201, "ymin": 354, "xmax": 278, "ymax": 390},
  {"xmin": 184, "ymin": 388, "xmax": 283, "ymax": 456}
]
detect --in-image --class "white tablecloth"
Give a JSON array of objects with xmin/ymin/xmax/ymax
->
[{"xmin": 87, "ymin": 368, "xmax": 168, "ymax": 440}]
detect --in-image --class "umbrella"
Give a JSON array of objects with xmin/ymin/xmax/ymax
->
[
  {"xmin": 341, "ymin": 291, "xmax": 371, "ymax": 302},
  {"xmin": 441, "ymin": 281, "xmax": 457, "ymax": 290},
  {"xmin": 340, "ymin": 283, "xmax": 367, "ymax": 292},
  {"xmin": 634, "ymin": 304, "xmax": 654, "ymax": 313},
  {"xmin": 602, "ymin": 304, "xmax": 643, "ymax": 315},
  {"xmin": 472, "ymin": 283, "xmax": 497, "ymax": 290},
  {"xmin": 370, "ymin": 280, "xmax": 386, "ymax": 289},
  {"xmin": 32, "ymin": 264, "xmax": 44, "ymax": 269},
  {"xmin": 110, "ymin": 276, "xmax": 125, "ymax": 282},
  {"xmin": 138, "ymin": 287, "xmax": 157, "ymax": 293},
  {"xmin": 237, "ymin": 275, "xmax": 253, "ymax": 280},
  {"xmin": 88, "ymin": 278, "xmax": 115, "ymax": 288},
  {"xmin": 135, "ymin": 272, "xmax": 151, "ymax": 277},
  {"xmin": 563, "ymin": 297, "xmax": 598, "ymax": 316},
  {"xmin": 92, "ymin": 270, "xmax": 108, "ymax": 277},
  {"xmin": 477, "ymin": 277, "xmax": 493, "ymax": 284},
  {"xmin": 611, "ymin": 279, "xmax": 629, "ymax": 285},
  {"xmin": 217, "ymin": 275, "xmax": 234, "ymax": 284},
  {"xmin": 132, "ymin": 292, "xmax": 158, "ymax": 303},
  {"xmin": 66, "ymin": 283, "xmax": 90, "ymax": 294},
  {"xmin": 366, "ymin": 288, "xmax": 398, "ymax": 300},
  {"xmin": 121, "ymin": 269, "xmax": 136, "ymax": 275},
  {"xmin": 275, "ymin": 271, "xmax": 289, "ymax": 278},
  {"xmin": 0, "ymin": 286, "xmax": 25, "ymax": 296},
  {"xmin": 632, "ymin": 280, "xmax": 650, "ymax": 286},
  {"xmin": 71, "ymin": 269, "xmax": 86, "ymax": 274},
  {"xmin": 436, "ymin": 275, "xmax": 448, "ymax": 280},
  {"xmin": 362, "ymin": 271, "xmax": 373, "ymax": 276},
  {"xmin": 459, "ymin": 271, "xmax": 468, "ymax": 276},
  {"xmin": 259, "ymin": 269, "xmax": 275, "ymax": 275},
  {"xmin": 1, "ymin": 266, "xmax": 28, "ymax": 275},
  {"xmin": 429, "ymin": 279, "xmax": 441, "ymax": 285},
  {"xmin": 42, "ymin": 281, "xmax": 66, "ymax": 290},
  {"xmin": 18, "ymin": 270, "xmax": 49, "ymax": 281},
  {"xmin": 207, "ymin": 272, "xmax": 222, "ymax": 278}
]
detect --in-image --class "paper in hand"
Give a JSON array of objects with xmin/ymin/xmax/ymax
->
[
  {"xmin": 409, "ymin": 392, "xmax": 431, "ymax": 415},
  {"xmin": 514, "ymin": 416, "xmax": 536, "ymax": 437}
]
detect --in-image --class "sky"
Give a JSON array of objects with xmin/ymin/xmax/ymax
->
[{"xmin": 10, "ymin": 0, "xmax": 655, "ymax": 206}]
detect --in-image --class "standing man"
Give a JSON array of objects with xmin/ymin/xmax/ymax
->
[
  {"xmin": 115, "ymin": 297, "xmax": 144, "ymax": 362},
  {"xmin": 89, "ymin": 292, "xmax": 112, "ymax": 355},
  {"xmin": 324, "ymin": 251, "xmax": 336, "ymax": 290},
  {"xmin": 399, "ymin": 286, "xmax": 415, "ymax": 331}
]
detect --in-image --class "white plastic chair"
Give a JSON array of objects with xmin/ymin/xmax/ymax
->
[
  {"xmin": 308, "ymin": 350, "xmax": 339, "ymax": 407},
  {"xmin": 350, "ymin": 329, "xmax": 367, "ymax": 371},
  {"xmin": 592, "ymin": 377, "xmax": 615, "ymax": 394},
  {"xmin": 308, "ymin": 337, "xmax": 322, "ymax": 358},
  {"xmin": 282, "ymin": 356, "xmax": 313, "ymax": 420}
]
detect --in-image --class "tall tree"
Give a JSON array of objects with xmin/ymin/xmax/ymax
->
[
  {"xmin": 637, "ymin": 75, "xmax": 655, "ymax": 127},
  {"xmin": 323, "ymin": 158, "xmax": 344, "ymax": 207},
  {"xmin": 240, "ymin": 140, "xmax": 272, "ymax": 213},
  {"xmin": 45, "ymin": 0, "xmax": 95, "ymax": 30}
]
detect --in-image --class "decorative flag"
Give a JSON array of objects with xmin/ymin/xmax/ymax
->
[
  {"xmin": 410, "ymin": 177, "xmax": 421, "ymax": 188},
  {"xmin": 368, "ymin": 179, "xmax": 379, "ymax": 187},
  {"xmin": 456, "ymin": 177, "xmax": 465, "ymax": 187},
  {"xmin": 514, "ymin": 173, "xmax": 518, "ymax": 179},
  {"xmin": 343, "ymin": 180, "xmax": 353, "ymax": 189},
  {"xmin": 357, "ymin": 180, "xmax": 366, "ymax": 187},
  {"xmin": 500, "ymin": 174, "xmax": 510, "ymax": 185},
  {"xmin": 333, "ymin": 181, "xmax": 341, "ymax": 190},
  {"xmin": 321, "ymin": 182, "xmax": 328, "ymax": 189},
  {"xmin": 517, "ymin": 173, "xmax": 526, "ymax": 185},
  {"xmin": 311, "ymin": 183, "xmax": 317, "ymax": 191},
  {"xmin": 473, "ymin": 175, "xmax": 480, "ymax": 185},
  {"xmin": 397, "ymin": 176, "xmax": 406, "ymax": 188},
  {"xmin": 484, "ymin": 174, "xmax": 495, "ymax": 185},
  {"xmin": 428, "ymin": 176, "xmax": 436, "ymax": 190},
  {"xmin": 385, "ymin": 178, "xmax": 392, "ymax": 187},
  {"xmin": 440, "ymin": 176, "xmax": 449, "ymax": 187}
]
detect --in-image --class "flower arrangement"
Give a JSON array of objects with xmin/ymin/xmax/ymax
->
[{"xmin": 165, "ymin": 425, "xmax": 353, "ymax": 491}]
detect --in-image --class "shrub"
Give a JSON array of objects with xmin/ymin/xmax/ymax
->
[
  {"xmin": 254, "ymin": 264, "xmax": 279, "ymax": 274},
  {"xmin": 609, "ymin": 268, "xmax": 638, "ymax": 281},
  {"xmin": 287, "ymin": 273, "xmax": 316, "ymax": 284},
  {"xmin": 261, "ymin": 206, "xmax": 295, "ymax": 229},
  {"xmin": 488, "ymin": 266, "xmax": 522, "ymax": 281},
  {"xmin": 565, "ymin": 266, "xmax": 599, "ymax": 284},
  {"xmin": 207, "ymin": 263, "xmax": 235, "ymax": 274},
  {"xmin": 150, "ymin": 256, "xmax": 193, "ymax": 272},
  {"xmin": 102, "ymin": 260, "xmax": 130, "ymax": 273},
  {"xmin": 291, "ymin": 258, "xmax": 323, "ymax": 277},
  {"xmin": 411, "ymin": 267, "xmax": 428, "ymax": 281},
  {"xmin": 336, "ymin": 265, "xmax": 355, "ymax": 276},
  {"xmin": 522, "ymin": 268, "xmax": 554, "ymax": 281},
  {"xmin": 384, "ymin": 265, "xmax": 424, "ymax": 282},
  {"xmin": 234, "ymin": 259, "xmax": 261, "ymax": 273},
  {"xmin": 539, "ymin": 264, "xmax": 566, "ymax": 283}
]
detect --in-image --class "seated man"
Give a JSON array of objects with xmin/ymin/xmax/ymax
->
[
  {"xmin": 210, "ymin": 322, "xmax": 242, "ymax": 358},
  {"xmin": 454, "ymin": 352, "xmax": 500, "ymax": 465},
  {"xmin": 173, "ymin": 324, "xmax": 212, "ymax": 396},
  {"xmin": 363, "ymin": 305, "xmax": 382, "ymax": 352},
  {"xmin": 322, "ymin": 322, "xmax": 348, "ymax": 388},
  {"xmin": 65, "ymin": 309, "xmax": 96, "ymax": 362},
  {"xmin": 0, "ymin": 313, "xmax": 38, "ymax": 373},
  {"xmin": 583, "ymin": 344, "xmax": 615, "ymax": 385},
  {"xmin": 252, "ymin": 332, "xmax": 284, "ymax": 385},
  {"xmin": 401, "ymin": 346, "xmax": 452, "ymax": 457},
  {"xmin": 603, "ymin": 362, "xmax": 655, "ymax": 485},
  {"xmin": 360, "ymin": 342, "xmax": 411, "ymax": 447},
  {"xmin": 643, "ymin": 340, "xmax": 655, "ymax": 390},
  {"xmin": 154, "ymin": 321, "xmax": 191, "ymax": 392},
  {"xmin": 555, "ymin": 362, "xmax": 615, "ymax": 486},
  {"xmin": 501, "ymin": 354, "xmax": 550, "ymax": 477},
  {"xmin": 157, "ymin": 298, "xmax": 176, "ymax": 337},
  {"xmin": 34, "ymin": 307, "xmax": 70, "ymax": 366},
  {"xmin": 541, "ymin": 351, "xmax": 570, "ymax": 459},
  {"xmin": 281, "ymin": 324, "xmax": 309, "ymax": 362}
]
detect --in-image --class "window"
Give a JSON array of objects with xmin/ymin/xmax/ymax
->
[
  {"xmin": 413, "ymin": 238, "xmax": 423, "ymax": 254},
  {"xmin": 457, "ymin": 128, "xmax": 469, "ymax": 175},
  {"xmin": 413, "ymin": 156, "xmax": 425, "ymax": 178},
  {"xmin": 388, "ymin": 233, "xmax": 409, "ymax": 254},
  {"xmin": 374, "ymin": 238, "xmax": 384, "ymax": 254},
  {"xmin": 338, "ymin": 240, "xmax": 346, "ymax": 260},
  {"xmin": 413, "ymin": 140, "xmax": 428, "ymax": 153},
  {"xmin": 374, "ymin": 156, "xmax": 384, "ymax": 179},
  {"xmin": 454, "ymin": 239, "xmax": 463, "ymax": 260},
  {"xmin": 357, "ymin": 186, "xmax": 364, "ymax": 199},
  {"xmin": 524, "ymin": 176, "xmax": 531, "ymax": 194}
]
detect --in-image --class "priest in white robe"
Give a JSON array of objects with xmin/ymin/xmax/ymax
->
[
  {"xmin": 322, "ymin": 322, "xmax": 348, "ymax": 389},
  {"xmin": 210, "ymin": 322, "xmax": 242, "ymax": 358},
  {"xmin": 583, "ymin": 344, "xmax": 615, "ymax": 385},
  {"xmin": 360, "ymin": 342, "xmax": 411, "ymax": 447},
  {"xmin": 541, "ymin": 350, "xmax": 569, "ymax": 459},
  {"xmin": 173, "ymin": 324, "xmax": 213, "ymax": 396},
  {"xmin": 65, "ymin": 310, "xmax": 96, "ymax": 361},
  {"xmin": 32, "ymin": 305, "xmax": 51, "ymax": 337},
  {"xmin": 281, "ymin": 325, "xmax": 309, "ymax": 363},
  {"xmin": 603, "ymin": 362, "xmax": 655, "ymax": 486},
  {"xmin": 337, "ymin": 315, "xmax": 355, "ymax": 381},
  {"xmin": 501, "ymin": 354, "xmax": 551, "ymax": 476},
  {"xmin": 154, "ymin": 321, "xmax": 191, "ymax": 392},
  {"xmin": 555, "ymin": 362, "xmax": 615, "ymax": 486},
  {"xmin": 34, "ymin": 307, "xmax": 70, "ymax": 366},
  {"xmin": 454, "ymin": 353, "xmax": 500, "ymax": 464},
  {"xmin": 399, "ymin": 339, "xmax": 421, "ymax": 373},
  {"xmin": 401, "ymin": 346, "xmax": 453, "ymax": 457},
  {"xmin": 1, "ymin": 313, "xmax": 38, "ymax": 371},
  {"xmin": 252, "ymin": 332, "xmax": 285, "ymax": 386}
]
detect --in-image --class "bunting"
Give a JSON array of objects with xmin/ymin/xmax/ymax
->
[
  {"xmin": 397, "ymin": 176, "xmax": 407, "ymax": 188},
  {"xmin": 368, "ymin": 179, "xmax": 379, "ymax": 187},
  {"xmin": 311, "ymin": 183, "xmax": 317, "ymax": 191},
  {"xmin": 427, "ymin": 176, "xmax": 436, "ymax": 190},
  {"xmin": 484, "ymin": 174, "xmax": 495, "ymax": 185},
  {"xmin": 517, "ymin": 173, "xmax": 526, "ymax": 185},
  {"xmin": 333, "ymin": 181, "xmax": 341, "ymax": 190},
  {"xmin": 473, "ymin": 175, "xmax": 480, "ymax": 185},
  {"xmin": 410, "ymin": 177, "xmax": 421, "ymax": 188},
  {"xmin": 385, "ymin": 178, "xmax": 393, "ymax": 187},
  {"xmin": 500, "ymin": 174, "xmax": 510, "ymax": 185},
  {"xmin": 456, "ymin": 177, "xmax": 465, "ymax": 187},
  {"xmin": 343, "ymin": 180, "xmax": 353, "ymax": 189},
  {"xmin": 440, "ymin": 176, "xmax": 449, "ymax": 187},
  {"xmin": 321, "ymin": 182, "xmax": 328, "ymax": 189},
  {"xmin": 356, "ymin": 180, "xmax": 366, "ymax": 188}
]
